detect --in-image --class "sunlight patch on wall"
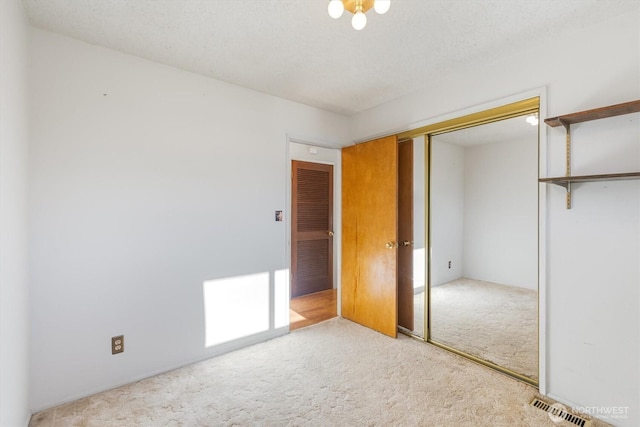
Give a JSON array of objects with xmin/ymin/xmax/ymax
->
[
  {"xmin": 203, "ymin": 272, "xmax": 270, "ymax": 347},
  {"xmin": 274, "ymin": 269, "xmax": 290, "ymax": 329}
]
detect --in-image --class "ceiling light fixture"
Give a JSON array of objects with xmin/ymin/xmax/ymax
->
[{"xmin": 328, "ymin": 0, "xmax": 391, "ymax": 31}]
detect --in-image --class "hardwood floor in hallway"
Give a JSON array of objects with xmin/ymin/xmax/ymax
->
[{"xmin": 289, "ymin": 288, "xmax": 337, "ymax": 331}]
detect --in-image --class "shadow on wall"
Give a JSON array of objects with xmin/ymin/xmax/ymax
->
[{"xmin": 203, "ymin": 269, "xmax": 289, "ymax": 348}]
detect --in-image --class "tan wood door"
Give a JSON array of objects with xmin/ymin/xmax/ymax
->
[
  {"xmin": 398, "ymin": 140, "xmax": 414, "ymax": 330},
  {"xmin": 342, "ymin": 135, "xmax": 398, "ymax": 338},
  {"xmin": 291, "ymin": 161, "xmax": 334, "ymax": 298}
]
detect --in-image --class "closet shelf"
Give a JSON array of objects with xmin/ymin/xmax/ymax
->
[
  {"xmin": 539, "ymin": 172, "xmax": 640, "ymax": 189},
  {"xmin": 540, "ymin": 99, "xmax": 640, "ymax": 208},
  {"xmin": 544, "ymin": 100, "xmax": 640, "ymax": 127}
]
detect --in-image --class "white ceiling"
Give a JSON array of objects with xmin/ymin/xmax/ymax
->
[{"xmin": 22, "ymin": 0, "xmax": 637, "ymax": 116}]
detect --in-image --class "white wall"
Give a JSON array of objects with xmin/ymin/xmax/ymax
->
[
  {"xmin": 28, "ymin": 29, "xmax": 350, "ymax": 411},
  {"xmin": 463, "ymin": 136, "xmax": 538, "ymax": 290},
  {"xmin": 0, "ymin": 1, "xmax": 31, "ymax": 426},
  {"xmin": 352, "ymin": 10, "xmax": 639, "ymax": 427},
  {"xmin": 430, "ymin": 140, "xmax": 464, "ymax": 285}
]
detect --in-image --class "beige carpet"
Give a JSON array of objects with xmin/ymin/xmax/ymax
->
[
  {"xmin": 430, "ymin": 279, "xmax": 538, "ymax": 381},
  {"xmin": 30, "ymin": 317, "xmax": 605, "ymax": 427}
]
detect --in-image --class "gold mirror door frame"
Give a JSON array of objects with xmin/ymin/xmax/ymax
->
[{"xmin": 404, "ymin": 97, "xmax": 540, "ymax": 387}]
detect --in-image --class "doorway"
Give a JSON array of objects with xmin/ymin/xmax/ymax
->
[{"xmin": 290, "ymin": 160, "xmax": 337, "ymax": 330}]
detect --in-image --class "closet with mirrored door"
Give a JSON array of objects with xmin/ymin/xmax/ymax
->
[
  {"xmin": 403, "ymin": 97, "xmax": 540, "ymax": 385},
  {"xmin": 342, "ymin": 97, "xmax": 540, "ymax": 386}
]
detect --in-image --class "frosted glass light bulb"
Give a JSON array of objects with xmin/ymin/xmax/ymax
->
[
  {"xmin": 374, "ymin": 0, "xmax": 391, "ymax": 14},
  {"xmin": 328, "ymin": 0, "xmax": 344, "ymax": 19},
  {"xmin": 352, "ymin": 10, "xmax": 367, "ymax": 30}
]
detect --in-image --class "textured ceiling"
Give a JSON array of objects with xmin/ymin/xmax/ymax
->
[{"xmin": 22, "ymin": 0, "xmax": 638, "ymax": 116}]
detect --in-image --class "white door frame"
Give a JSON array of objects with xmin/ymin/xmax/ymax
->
[{"xmin": 285, "ymin": 135, "xmax": 342, "ymax": 318}]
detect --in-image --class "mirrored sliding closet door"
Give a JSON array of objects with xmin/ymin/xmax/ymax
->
[{"xmin": 428, "ymin": 111, "xmax": 539, "ymax": 384}]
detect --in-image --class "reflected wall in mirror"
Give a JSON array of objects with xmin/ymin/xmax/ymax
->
[{"xmin": 429, "ymin": 114, "xmax": 539, "ymax": 382}]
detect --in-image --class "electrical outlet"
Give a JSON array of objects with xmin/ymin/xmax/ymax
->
[
  {"xmin": 112, "ymin": 335, "xmax": 124, "ymax": 355},
  {"xmin": 448, "ymin": 261, "xmax": 451, "ymax": 269}
]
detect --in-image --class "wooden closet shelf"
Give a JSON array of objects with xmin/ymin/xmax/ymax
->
[{"xmin": 544, "ymin": 100, "xmax": 640, "ymax": 128}]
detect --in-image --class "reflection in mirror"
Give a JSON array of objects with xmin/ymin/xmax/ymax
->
[
  {"xmin": 413, "ymin": 136, "xmax": 426, "ymax": 338},
  {"xmin": 401, "ymin": 136, "xmax": 426, "ymax": 338},
  {"xmin": 429, "ymin": 114, "xmax": 538, "ymax": 382}
]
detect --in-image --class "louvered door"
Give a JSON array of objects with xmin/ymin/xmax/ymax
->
[{"xmin": 291, "ymin": 161, "xmax": 334, "ymax": 298}]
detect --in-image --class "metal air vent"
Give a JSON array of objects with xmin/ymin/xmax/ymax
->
[{"xmin": 530, "ymin": 397, "xmax": 592, "ymax": 427}]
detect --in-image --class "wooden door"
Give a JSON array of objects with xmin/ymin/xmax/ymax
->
[
  {"xmin": 342, "ymin": 135, "xmax": 398, "ymax": 338},
  {"xmin": 398, "ymin": 140, "xmax": 414, "ymax": 330},
  {"xmin": 291, "ymin": 161, "xmax": 334, "ymax": 298}
]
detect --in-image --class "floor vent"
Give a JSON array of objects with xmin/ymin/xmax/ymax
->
[{"xmin": 530, "ymin": 397, "xmax": 592, "ymax": 427}]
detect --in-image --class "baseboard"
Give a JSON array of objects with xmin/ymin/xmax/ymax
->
[{"xmin": 31, "ymin": 327, "xmax": 288, "ymax": 414}]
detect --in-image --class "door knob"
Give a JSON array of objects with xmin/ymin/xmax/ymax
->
[
  {"xmin": 385, "ymin": 241, "xmax": 397, "ymax": 249},
  {"xmin": 402, "ymin": 240, "xmax": 413, "ymax": 247},
  {"xmin": 327, "ymin": 231, "xmax": 334, "ymax": 237}
]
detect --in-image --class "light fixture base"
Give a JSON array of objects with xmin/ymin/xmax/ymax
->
[{"xmin": 342, "ymin": 0, "xmax": 374, "ymax": 14}]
